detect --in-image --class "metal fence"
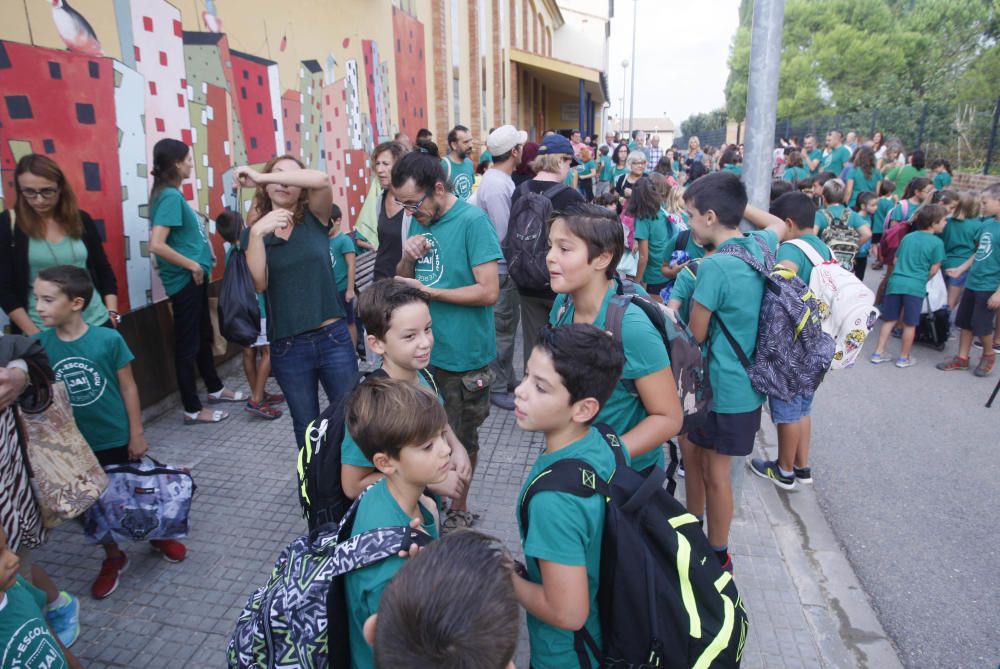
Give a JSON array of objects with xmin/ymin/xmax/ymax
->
[{"xmin": 675, "ymin": 98, "xmax": 1000, "ymax": 174}]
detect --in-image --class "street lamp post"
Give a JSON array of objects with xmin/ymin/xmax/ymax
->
[
  {"xmin": 620, "ymin": 59, "xmax": 629, "ymax": 135},
  {"xmin": 628, "ymin": 0, "xmax": 638, "ymax": 138}
]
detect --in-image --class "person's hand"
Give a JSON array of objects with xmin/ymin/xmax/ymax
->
[
  {"xmin": 0, "ymin": 367, "xmax": 29, "ymax": 411},
  {"xmin": 450, "ymin": 446, "xmax": 472, "ymax": 484},
  {"xmin": 427, "ymin": 470, "xmax": 467, "ymax": 500},
  {"xmin": 127, "ymin": 432, "xmax": 149, "ymax": 461},
  {"xmin": 344, "ymin": 288, "xmax": 355, "ymax": 305},
  {"xmin": 624, "ymin": 187, "xmax": 633, "ymax": 198},
  {"xmin": 235, "ymin": 165, "xmax": 263, "ymax": 188},
  {"xmin": 402, "ymin": 234, "xmax": 431, "ymax": 261},
  {"xmin": 394, "ymin": 276, "xmax": 427, "ymax": 293},
  {"xmin": 398, "ymin": 516, "xmax": 430, "ymax": 558},
  {"xmin": 944, "ymin": 267, "xmax": 964, "ymax": 279},
  {"xmin": 988, "ymin": 290, "xmax": 1000, "ymax": 311},
  {"xmin": 253, "ymin": 209, "xmax": 294, "ymax": 237},
  {"xmin": 191, "ymin": 263, "xmax": 206, "ymax": 286}
]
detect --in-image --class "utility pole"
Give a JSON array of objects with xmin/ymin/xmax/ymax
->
[
  {"xmin": 620, "ymin": 60, "xmax": 628, "ymax": 135},
  {"xmin": 627, "ymin": 0, "xmax": 638, "ymax": 138},
  {"xmin": 743, "ymin": 0, "xmax": 785, "ymax": 216}
]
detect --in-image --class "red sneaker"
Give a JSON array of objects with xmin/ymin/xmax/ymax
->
[
  {"xmin": 91, "ymin": 553, "xmax": 129, "ymax": 599},
  {"xmin": 150, "ymin": 539, "xmax": 187, "ymax": 563}
]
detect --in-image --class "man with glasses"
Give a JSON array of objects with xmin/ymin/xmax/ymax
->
[{"xmin": 393, "ymin": 150, "xmax": 502, "ymax": 531}]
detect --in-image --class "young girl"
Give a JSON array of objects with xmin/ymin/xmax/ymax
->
[
  {"xmin": 885, "ymin": 176, "xmax": 934, "ymax": 235},
  {"xmin": 871, "ymin": 204, "xmax": 947, "ymax": 367},
  {"xmin": 595, "ymin": 191, "xmax": 637, "ymax": 279},
  {"xmin": 782, "ymin": 151, "xmax": 810, "ymax": 184},
  {"xmin": 575, "ymin": 147, "xmax": 596, "ymax": 201},
  {"xmin": 937, "ymin": 190, "xmax": 983, "ymax": 313},
  {"xmin": 853, "ymin": 192, "xmax": 880, "ymax": 281},
  {"xmin": 846, "ymin": 145, "xmax": 882, "ymax": 208},
  {"xmin": 930, "ymin": 158, "xmax": 953, "ymax": 190},
  {"xmin": 328, "ymin": 203, "xmax": 358, "ymax": 348},
  {"xmin": 627, "ymin": 177, "xmax": 670, "ymax": 301},
  {"xmin": 870, "ymin": 178, "xmax": 897, "ymax": 270}
]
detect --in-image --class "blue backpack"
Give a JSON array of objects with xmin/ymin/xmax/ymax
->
[{"xmin": 715, "ymin": 235, "xmax": 835, "ymax": 401}]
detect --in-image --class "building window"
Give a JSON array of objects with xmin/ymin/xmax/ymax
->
[
  {"xmin": 88, "ymin": 61, "xmax": 99, "ymax": 78},
  {"xmin": 250, "ymin": 137, "xmax": 258, "ymax": 149},
  {"xmin": 257, "ymin": 74, "xmax": 263, "ymax": 85},
  {"xmin": 256, "ymin": 102, "xmax": 263, "ymax": 114},
  {"xmin": 75, "ymin": 103, "xmax": 95, "ymax": 124},
  {"xmin": 240, "ymin": 87, "xmax": 247, "ymax": 99},
  {"xmin": 159, "ymin": 51, "xmax": 167, "ymax": 66},
  {"xmin": 48, "ymin": 62, "xmax": 61, "ymax": 79},
  {"xmin": 243, "ymin": 70, "xmax": 249, "ymax": 79},
  {"xmin": 142, "ymin": 16, "xmax": 153, "ymax": 31},
  {"xmin": 82, "ymin": 162, "xmax": 101, "ymax": 191},
  {"xmin": 43, "ymin": 139, "xmax": 55, "ymax": 153}
]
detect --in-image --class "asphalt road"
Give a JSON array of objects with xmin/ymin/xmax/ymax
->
[{"xmin": 807, "ymin": 269, "xmax": 999, "ymax": 669}]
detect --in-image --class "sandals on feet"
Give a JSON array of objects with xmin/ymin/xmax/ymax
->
[
  {"xmin": 245, "ymin": 400, "xmax": 283, "ymax": 420},
  {"xmin": 184, "ymin": 409, "xmax": 230, "ymax": 425},
  {"xmin": 441, "ymin": 509, "xmax": 481, "ymax": 532},
  {"xmin": 206, "ymin": 388, "xmax": 248, "ymax": 404},
  {"xmin": 265, "ymin": 392, "xmax": 285, "ymax": 405}
]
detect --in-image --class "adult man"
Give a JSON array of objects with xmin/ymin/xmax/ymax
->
[
  {"xmin": 570, "ymin": 129, "xmax": 586, "ymax": 157},
  {"xmin": 648, "ymin": 134, "xmax": 664, "ymax": 166},
  {"xmin": 416, "ymin": 128, "xmax": 433, "ymax": 144},
  {"xmin": 630, "ymin": 130, "xmax": 651, "ymax": 161},
  {"xmin": 474, "ymin": 125, "xmax": 526, "ymax": 411},
  {"xmin": 601, "ymin": 131, "xmax": 618, "ymax": 152},
  {"xmin": 441, "ymin": 125, "xmax": 476, "ymax": 200},
  {"xmin": 394, "ymin": 151, "xmax": 501, "ymax": 529},
  {"xmin": 845, "ymin": 130, "xmax": 859, "ymax": 154},
  {"xmin": 821, "ymin": 130, "xmax": 852, "ymax": 177},
  {"xmin": 802, "ymin": 134, "xmax": 823, "ymax": 176},
  {"xmin": 393, "ymin": 132, "xmax": 412, "ymax": 151}
]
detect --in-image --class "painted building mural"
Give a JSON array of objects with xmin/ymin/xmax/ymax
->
[{"xmin": 0, "ymin": 0, "xmax": 425, "ymax": 316}]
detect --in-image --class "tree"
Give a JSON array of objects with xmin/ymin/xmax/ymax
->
[{"xmin": 680, "ymin": 108, "xmax": 729, "ymax": 138}]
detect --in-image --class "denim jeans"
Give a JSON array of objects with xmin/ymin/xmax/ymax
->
[{"xmin": 269, "ymin": 319, "xmax": 358, "ymax": 449}]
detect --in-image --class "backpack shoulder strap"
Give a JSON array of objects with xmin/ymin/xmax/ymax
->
[
  {"xmin": 717, "ymin": 236, "xmax": 771, "ymax": 276},
  {"xmin": 519, "ymin": 458, "xmax": 609, "ymax": 534},
  {"xmin": 786, "ymin": 239, "xmax": 826, "ymax": 267},
  {"xmin": 418, "ymin": 368, "xmax": 439, "ymax": 396},
  {"xmin": 443, "ymin": 157, "xmax": 453, "ymax": 184},
  {"xmin": 675, "ymin": 228, "xmax": 691, "ymax": 253},
  {"xmin": 541, "ymin": 182, "xmax": 570, "ymax": 200},
  {"xmin": 714, "ymin": 314, "xmax": 753, "ymax": 371},
  {"xmin": 603, "ymin": 293, "xmax": 634, "ymax": 348}
]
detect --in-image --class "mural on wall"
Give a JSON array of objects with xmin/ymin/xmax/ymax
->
[{"xmin": 0, "ymin": 0, "xmax": 420, "ymax": 318}]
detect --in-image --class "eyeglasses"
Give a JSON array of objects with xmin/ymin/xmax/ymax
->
[
  {"xmin": 394, "ymin": 191, "xmax": 432, "ymax": 212},
  {"xmin": 19, "ymin": 187, "xmax": 59, "ymax": 200}
]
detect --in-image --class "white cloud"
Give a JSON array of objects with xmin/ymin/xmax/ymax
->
[{"xmin": 608, "ymin": 0, "xmax": 741, "ymax": 132}]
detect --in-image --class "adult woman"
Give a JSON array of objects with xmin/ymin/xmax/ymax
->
[
  {"xmin": 240, "ymin": 156, "xmax": 358, "ymax": 450},
  {"xmin": 782, "ymin": 151, "xmax": 810, "ymax": 183},
  {"xmin": 610, "ymin": 142, "xmax": 631, "ymax": 190},
  {"xmin": 685, "ymin": 136, "xmax": 705, "ymax": 174},
  {"xmin": 511, "ymin": 141, "xmax": 539, "ymax": 187},
  {"xmin": 148, "ymin": 139, "xmax": 240, "ymax": 425},
  {"xmin": 614, "ymin": 150, "xmax": 649, "ymax": 202},
  {"xmin": 370, "ymin": 141, "xmax": 410, "ymax": 280},
  {"xmin": 0, "ymin": 155, "xmax": 118, "ymax": 335},
  {"xmin": 871, "ymin": 131, "xmax": 886, "ymax": 162},
  {"xmin": 845, "ymin": 145, "xmax": 882, "ymax": 208}
]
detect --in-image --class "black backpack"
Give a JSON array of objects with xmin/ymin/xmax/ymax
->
[
  {"xmin": 520, "ymin": 425, "xmax": 749, "ymax": 669},
  {"xmin": 218, "ymin": 245, "xmax": 261, "ymax": 347},
  {"xmin": 503, "ymin": 181, "xmax": 569, "ymax": 292}
]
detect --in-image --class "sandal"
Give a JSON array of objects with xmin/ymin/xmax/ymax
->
[
  {"xmin": 265, "ymin": 392, "xmax": 285, "ymax": 405},
  {"xmin": 183, "ymin": 409, "xmax": 230, "ymax": 425},
  {"xmin": 206, "ymin": 388, "xmax": 248, "ymax": 404},
  {"xmin": 441, "ymin": 509, "xmax": 475, "ymax": 532},
  {"xmin": 245, "ymin": 400, "xmax": 283, "ymax": 420}
]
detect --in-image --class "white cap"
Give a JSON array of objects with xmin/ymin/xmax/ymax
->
[{"xmin": 487, "ymin": 125, "xmax": 528, "ymax": 156}]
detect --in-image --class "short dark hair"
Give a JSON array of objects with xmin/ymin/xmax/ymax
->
[
  {"xmin": 770, "ymin": 192, "xmax": 817, "ymax": 230},
  {"xmin": 330, "ymin": 203, "xmax": 343, "ymax": 223},
  {"xmin": 447, "ymin": 125, "xmax": 470, "ymax": 149},
  {"xmin": 36, "ymin": 265, "xmax": 93, "ymax": 309},
  {"xmin": 391, "ymin": 149, "xmax": 447, "ymax": 192},
  {"xmin": 856, "ymin": 191, "xmax": 878, "ymax": 211},
  {"xmin": 216, "ymin": 209, "xmax": 242, "ymax": 244},
  {"xmin": 357, "ymin": 279, "xmax": 431, "ymax": 340},
  {"xmin": 683, "ymin": 171, "xmax": 747, "ymax": 228},
  {"xmin": 374, "ymin": 530, "xmax": 518, "ymax": 669},
  {"xmin": 770, "ymin": 180, "xmax": 793, "ymax": 202},
  {"xmin": 535, "ymin": 324, "xmax": 623, "ymax": 416},
  {"xmin": 491, "ymin": 148, "xmax": 515, "ymax": 165},
  {"xmin": 910, "ymin": 149, "xmax": 926, "ymax": 170},
  {"xmin": 347, "ymin": 377, "xmax": 448, "ymax": 462},
  {"xmin": 878, "ymin": 179, "xmax": 895, "ymax": 197},
  {"xmin": 372, "ymin": 141, "xmax": 407, "ymax": 169},
  {"xmin": 910, "ymin": 203, "xmax": 945, "ymax": 231},
  {"xmin": 550, "ymin": 203, "xmax": 624, "ymax": 279},
  {"xmin": 903, "ymin": 176, "xmax": 932, "ymax": 200},
  {"xmin": 625, "ymin": 177, "xmax": 661, "ymax": 220},
  {"xmin": 416, "ymin": 128, "xmax": 433, "ymax": 141}
]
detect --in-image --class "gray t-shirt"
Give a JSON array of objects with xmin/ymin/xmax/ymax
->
[{"xmin": 475, "ymin": 168, "xmax": 515, "ymax": 274}]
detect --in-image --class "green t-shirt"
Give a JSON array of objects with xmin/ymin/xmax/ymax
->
[
  {"xmin": 599, "ymin": 155, "xmax": 614, "ymax": 181},
  {"xmin": 479, "ymin": 150, "xmax": 493, "ymax": 164},
  {"xmin": 821, "ymin": 146, "xmax": 851, "ymax": 176},
  {"xmin": 693, "ymin": 230, "xmax": 779, "ymax": 413},
  {"xmin": 441, "ymin": 157, "xmax": 476, "ymax": 200},
  {"xmin": 873, "ymin": 197, "xmax": 896, "ymax": 234},
  {"xmin": 151, "ymin": 187, "xmax": 214, "ymax": 296},
  {"xmin": 776, "ymin": 234, "xmax": 833, "ymax": 285},
  {"xmin": 36, "ymin": 326, "xmax": 133, "ymax": 452},
  {"xmin": 550, "ymin": 283, "xmax": 670, "ymax": 472},
  {"xmin": 806, "ymin": 149, "xmax": 824, "ymax": 176},
  {"xmin": 408, "ymin": 200, "xmax": 503, "ymax": 371},
  {"xmin": 938, "ymin": 217, "xmax": 984, "ymax": 271},
  {"xmin": 611, "ymin": 166, "xmax": 629, "ymax": 186},
  {"xmin": 933, "ymin": 171, "xmax": 952, "ymax": 189},
  {"xmin": 722, "ymin": 164, "xmax": 742, "ymax": 176},
  {"xmin": 26, "ymin": 236, "xmax": 109, "ymax": 330},
  {"xmin": 517, "ymin": 427, "xmax": 628, "ymax": 669},
  {"xmin": 635, "ymin": 211, "xmax": 671, "ymax": 285},
  {"xmin": 662, "ymin": 229, "xmax": 707, "ymax": 263},
  {"xmin": 329, "ymin": 233, "xmax": 356, "ymax": 292},
  {"xmin": 847, "ymin": 166, "xmax": 882, "ymax": 208},
  {"xmin": 0, "ymin": 576, "xmax": 69, "ymax": 669},
  {"xmin": 967, "ymin": 218, "xmax": 1000, "ymax": 292},
  {"xmin": 668, "ymin": 259, "xmax": 700, "ymax": 323},
  {"xmin": 342, "ymin": 371, "xmax": 439, "ymax": 470},
  {"xmin": 352, "ymin": 231, "xmax": 370, "ymax": 255},
  {"xmin": 345, "ymin": 480, "xmax": 438, "ymax": 669},
  {"xmin": 261, "ymin": 211, "xmax": 345, "ymax": 342},
  {"xmin": 886, "ymin": 232, "xmax": 945, "ymax": 298},
  {"xmin": 576, "ymin": 160, "xmax": 596, "ymax": 181},
  {"xmin": 815, "ymin": 205, "xmax": 869, "ymax": 235},
  {"xmin": 887, "ymin": 166, "xmax": 926, "ymax": 198},
  {"xmin": 782, "ymin": 166, "xmax": 810, "ymax": 182}
]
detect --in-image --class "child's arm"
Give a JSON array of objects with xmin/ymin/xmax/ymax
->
[
  {"xmin": 743, "ymin": 204, "xmax": 787, "ymax": 241},
  {"xmin": 689, "ymin": 300, "xmax": 711, "ymax": 344},
  {"xmin": 623, "ymin": 368, "xmax": 683, "ymax": 458},
  {"xmin": 661, "ymin": 259, "xmax": 688, "ymax": 280},
  {"xmin": 344, "ymin": 251, "xmax": 357, "ymax": 304},
  {"xmin": 444, "ymin": 426, "xmax": 472, "ymax": 482},
  {"xmin": 988, "ymin": 287, "xmax": 1000, "ymax": 311},
  {"xmin": 513, "ymin": 560, "xmax": 590, "ymax": 630},
  {"xmin": 928, "ymin": 262, "xmax": 942, "ymax": 279},
  {"xmin": 341, "ymin": 464, "xmax": 383, "ymax": 500},
  {"xmin": 117, "ymin": 363, "xmax": 148, "ymax": 461},
  {"xmin": 844, "ymin": 178, "xmax": 855, "ymax": 208},
  {"xmin": 945, "ymin": 252, "xmax": 976, "ymax": 277},
  {"xmin": 635, "ymin": 240, "xmax": 650, "ymax": 284}
]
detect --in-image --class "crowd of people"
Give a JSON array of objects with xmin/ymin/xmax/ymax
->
[{"xmin": 1, "ymin": 117, "xmax": 997, "ymax": 668}]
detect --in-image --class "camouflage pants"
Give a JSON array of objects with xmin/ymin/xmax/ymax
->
[{"xmin": 429, "ymin": 365, "xmax": 495, "ymax": 456}]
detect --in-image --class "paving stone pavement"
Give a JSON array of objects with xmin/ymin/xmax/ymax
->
[{"xmin": 34, "ymin": 364, "xmax": 835, "ymax": 668}]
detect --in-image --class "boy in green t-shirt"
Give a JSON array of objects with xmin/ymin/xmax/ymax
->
[
  {"xmin": 938, "ymin": 184, "xmax": 1000, "ymax": 376},
  {"xmin": 340, "ymin": 280, "xmax": 471, "ymax": 501},
  {"xmin": 33, "ymin": 266, "xmax": 187, "ymax": 601},
  {"xmin": 684, "ymin": 172, "xmax": 788, "ymax": 572},
  {"xmin": 512, "ymin": 323, "xmax": 628, "ymax": 669},
  {"xmin": 328, "ymin": 204, "xmax": 359, "ymax": 348},
  {"xmin": 0, "ymin": 526, "xmax": 82, "ymax": 669},
  {"xmin": 343, "ymin": 378, "xmax": 449, "ymax": 669},
  {"xmin": 814, "ymin": 179, "xmax": 873, "ymax": 246}
]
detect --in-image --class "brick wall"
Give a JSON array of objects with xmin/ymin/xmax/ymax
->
[
  {"xmin": 432, "ymin": 0, "xmax": 449, "ymax": 145},
  {"xmin": 953, "ymin": 172, "xmax": 1000, "ymax": 191},
  {"xmin": 468, "ymin": 0, "xmax": 481, "ymax": 142},
  {"xmin": 522, "ymin": 0, "xmax": 528, "ymax": 51}
]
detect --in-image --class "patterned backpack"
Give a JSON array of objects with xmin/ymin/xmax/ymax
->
[
  {"xmin": 716, "ymin": 236, "xmax": 835, "ymax": 402},
  {"xmin": 227, "ymin": 488, "xmax": 432, "ymax": 669},
  {"xmin": 820, "ymin": 208, "xmax": 860, "ymax": 270}
]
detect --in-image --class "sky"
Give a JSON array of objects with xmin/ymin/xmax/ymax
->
[{"xmin": 607, "ymin": 0, "xmax": 741, "ymax": 132}]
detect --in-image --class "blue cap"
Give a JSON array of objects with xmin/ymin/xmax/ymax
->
[{"xmin": 538, "ymin": 134, "xmax": 579, "ymax": 165}]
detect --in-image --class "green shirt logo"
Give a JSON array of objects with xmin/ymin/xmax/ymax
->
[
  {"xmin": 53, "ymin": 357, "xmax": 108, "ymax": 407},
  {"xmin": 451, "ymin": 172, "xmax": 473, "ymax": 199},
  {"xmin": 414, "ymin": 233, "xmax": 444, "ymax": 286},
  {"xmin": 975, "ymin": 231, "xmax": 993, "ymax": 262}
]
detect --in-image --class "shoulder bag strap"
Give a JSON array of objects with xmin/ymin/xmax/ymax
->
[
  {"xmin": 542, "ymin": 182, "xmax": 570, "ymax": 200},
  {"xmin": 518, "ymin": 458, "xmax": 608, "ymax": 535},
  {"xmin": 786, "ymin": 238, "xmax": 826, "ymax": 267},
  {"xmin": 715, "ymin": 314, "xmax": 753, "ymax": 371}
]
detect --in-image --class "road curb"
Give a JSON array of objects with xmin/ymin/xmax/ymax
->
[{"xmin": 753, "ymin": 418, "xmax": 904, "ymax": 669}]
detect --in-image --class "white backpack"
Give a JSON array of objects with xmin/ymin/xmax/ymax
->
[{"xmin": 786, "ymin": 240, "xmax": 880, "ymax": 370}]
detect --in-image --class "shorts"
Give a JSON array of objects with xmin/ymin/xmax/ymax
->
[
  {"xmin": 95, "ymin": 445, "xmax": 130, "ymax": 467},
  {"xmin": 881, "ymin": 293, "xmax": 923, "ymax": 326},
  {"xmin": 251, "ymin": 317, "xmax": 269, "ymax": 348},
  {"xmin": 430, "ymin": 365, "xmax": 495, "ymax": 456},
  {"xmin": 337, "ymin": 290, "xmax": 356, "ymax": 326},
  {"xmin": 945, "ymin": 271, "xmax": 967, "ymax": 288},
  {"xmin": 872, "ymin": 232, "xmax": 883, "ymax": 244},
  {"xmin": 647, "ymin": 281, "xmax": 669, "ymax": 295},
  {"xmin": 769, "ymin": 392, "xmax": 815, "ymax": 424},
  {"xmin": 687, "ymin": 408, "xmax": 762, "ymax": 457},
  {"xmin": 955, "ymin": 289, "xmax": 998, "ymax": 337}
]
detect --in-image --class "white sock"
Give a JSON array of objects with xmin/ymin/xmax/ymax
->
[
  {"xmin": 47, "ymin": 592, "xmax": 70, "ymax": 610},
  {"xmin": 778, "ymin": 465, "xmax": 794, "ymax": 478}
]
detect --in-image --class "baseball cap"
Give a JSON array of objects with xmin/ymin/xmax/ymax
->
[
  {"xmin": 487, "ymin": 125, "xmax": 528, "ymax": 155},
  {"xmin": 537, "ymin": 134, "xmax": 579, "ymax": 165}
]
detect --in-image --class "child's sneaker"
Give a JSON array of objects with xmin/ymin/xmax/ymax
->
[
  {"xmin": 974, "ymin": 355, "xmax": 996, "ymax": 377},
  {"xmin": 150, "ymin": 539, "xmax": 187, "ymax": 563},
  {"xmin": 748, "ymin": 458, "xmax": 796, "ymax": 490},
  {"xmin": 936, "ymin": 356, "xmax": 970, "ymax": 371},
  {"xmin": 793, "ymin": 466, "xmax": 813, "ymax": 484},
  {"xmin": 91, "ymin": 553, "xmax": 129, "ymax": 599},
  {"xmin": 45, "ymin": 592, "xmax": 80, "ymax": 647},
  {"xmin": 870, "ymin": 352, "xmax": 891, "ymax": 364},
  {"xmin": 895, "ymin": 356, "xmax": 916, "ymax": 368}
]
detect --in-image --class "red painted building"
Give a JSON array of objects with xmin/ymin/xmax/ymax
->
[
  {"xmin": 392, "ymin": 7, "xmax": 428, "ymax": 137},
  {"xmin": 0, "ymin": 41, "xmax": 129, "ymax": 309},
  {"xmin": 281, "ymin": 90, "xmax": 302, "ymax": 159},
  {"xmin": 230, "ymin": 49, "xmax": 278, "ymax": 164}
]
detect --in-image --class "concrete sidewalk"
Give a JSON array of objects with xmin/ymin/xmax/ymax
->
[{"xmin": 33, "ymin": 363, "xmax": 901, "ymax": 668}]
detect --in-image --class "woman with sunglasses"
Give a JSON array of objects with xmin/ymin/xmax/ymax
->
[
  {"xmin": 0, "ymin": 155, "xmax": 118, "ymax": 335},
  {"xmin": 240, "ymin": 155, "xmax": 358, "ymax": 451}
]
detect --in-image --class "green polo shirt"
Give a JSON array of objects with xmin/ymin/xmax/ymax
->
[{"xmin": 886, "ymin": 231, "xmax": 945, "ymax": 297}]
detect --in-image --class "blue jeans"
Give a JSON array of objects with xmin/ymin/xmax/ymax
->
[{"xmin": 269, "ymin": 320, "xmax": 358, "ymax": 448}]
